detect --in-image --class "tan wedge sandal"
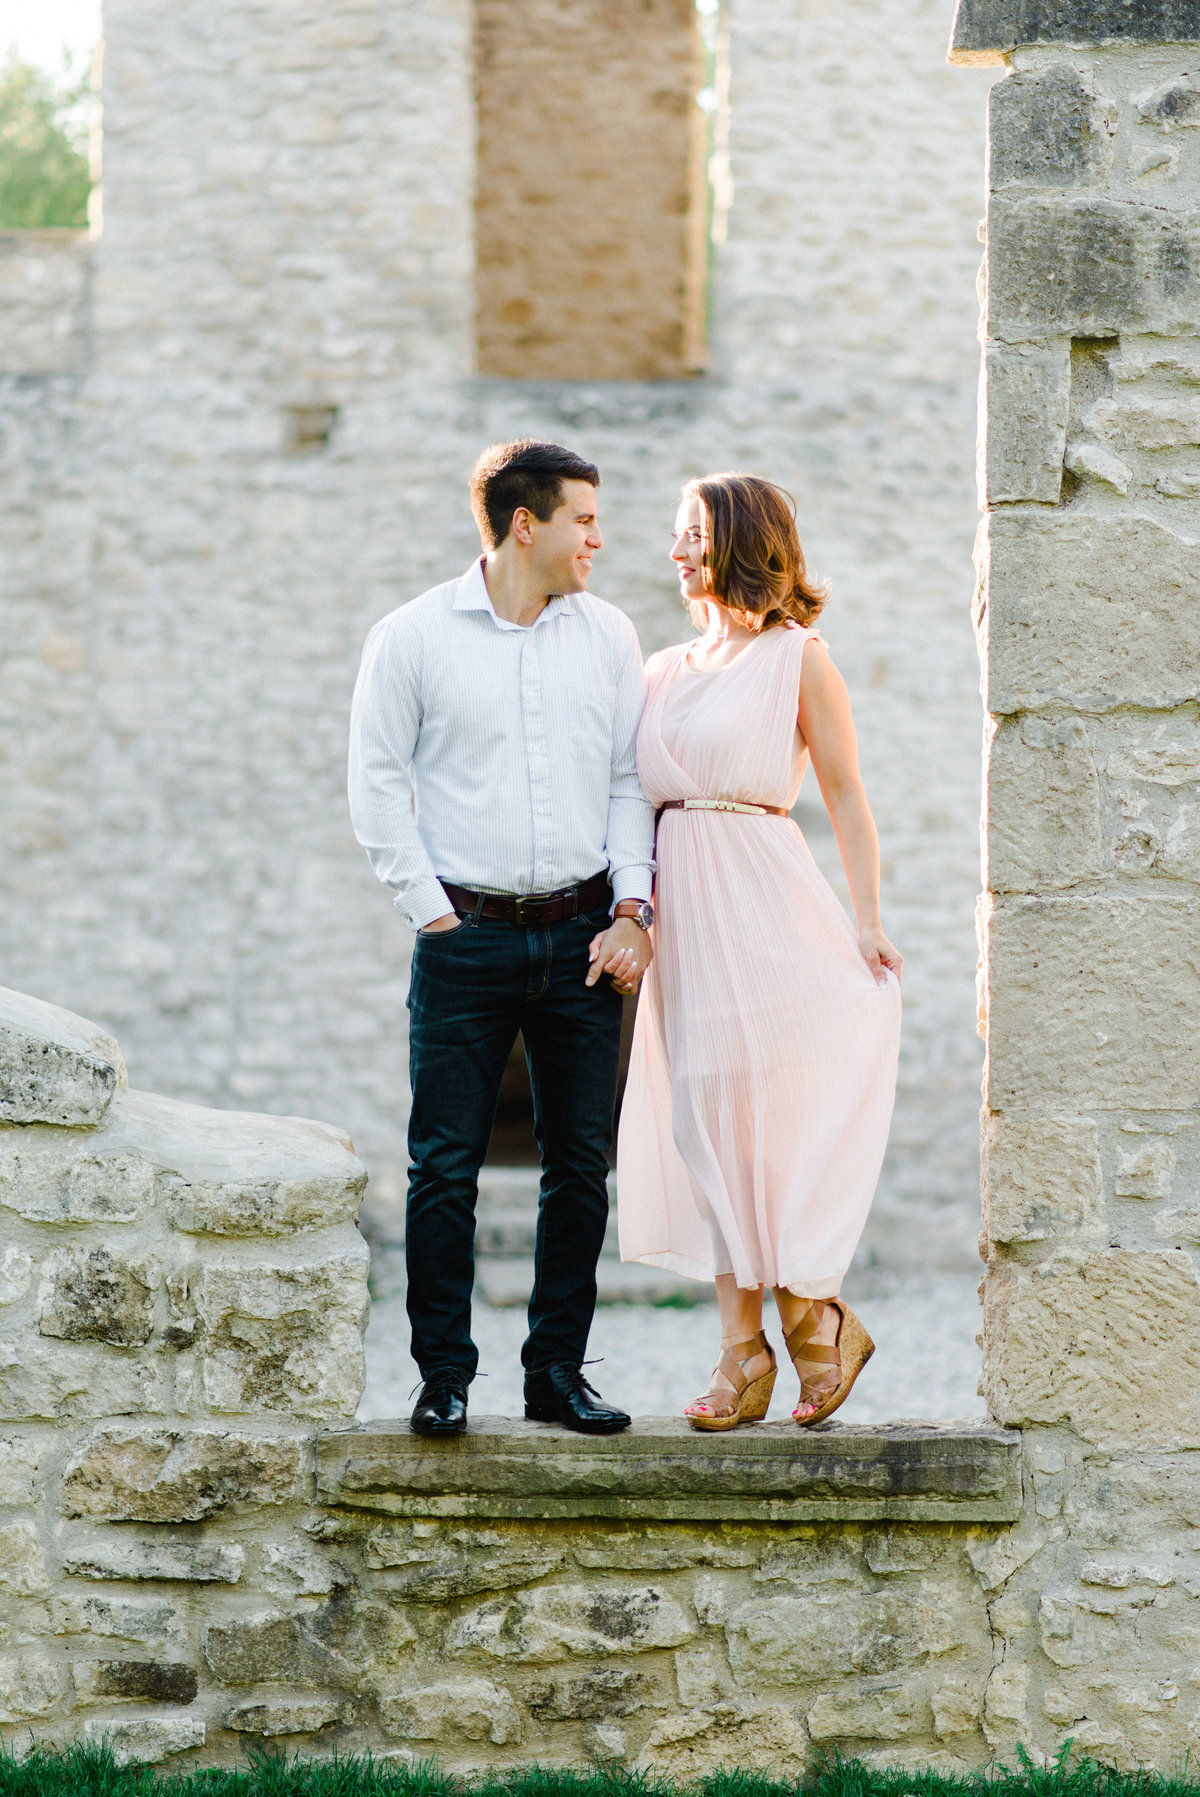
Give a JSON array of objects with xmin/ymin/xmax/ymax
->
[
  {"xmin": 785, "ymin": 1298, "xmax": 874, "ymax": 1426},
  {"xmin": 683, "ymin": 1331, "xmax": 777, "ymax": 1432}
]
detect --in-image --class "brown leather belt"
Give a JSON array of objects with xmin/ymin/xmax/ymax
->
[
  {"xmin": 441, "ymin": 870, "xmax": 612, "ymax": 926},
  {"xmin": 658, "ymin": 798, "xmax": 788, "ymax": 818}
]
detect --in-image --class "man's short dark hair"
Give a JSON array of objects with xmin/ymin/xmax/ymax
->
[{"xmin": 470, "ymin": 439, "xmax": 600, "ymax": 549}]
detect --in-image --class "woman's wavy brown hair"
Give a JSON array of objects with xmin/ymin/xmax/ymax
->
[{"xmin": 683, "ymin": 472, "xmax": 827, "ymax": 633}]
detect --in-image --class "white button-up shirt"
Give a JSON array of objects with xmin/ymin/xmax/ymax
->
[{"xmin": 348, "ymin": 559, "xmax": 656, "ymax": 931}]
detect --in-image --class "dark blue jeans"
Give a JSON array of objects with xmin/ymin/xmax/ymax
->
[{"xmin": 405, "ymin": 900, "xmax": 623, "ymax": 1382}]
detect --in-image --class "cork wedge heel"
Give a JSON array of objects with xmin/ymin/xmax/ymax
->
[
  {"xmin": 786, "ymin": 1298, "xmax": 874, "ymax": 1427},
  {"xmin": 683, "ymin": 1331, "xmax": 777, "ymax": 1432}
]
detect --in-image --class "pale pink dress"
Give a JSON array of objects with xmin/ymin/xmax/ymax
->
[{"xmin": 617, "ymin": 624, "xmax": 901, "ymax": 1297}]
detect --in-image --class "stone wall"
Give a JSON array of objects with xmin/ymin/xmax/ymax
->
[
  {"xmin": 0, "ymin": 0, "xmax": 996, "ymax": 1270},
  {"xmin": 474, "ymin": 0, "xmax": 705, "ymax": 379}
]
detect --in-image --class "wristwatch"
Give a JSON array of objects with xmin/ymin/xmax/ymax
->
[{"xmin": 614, "ymin": 899, "xmax": 655, "ymax": 931}]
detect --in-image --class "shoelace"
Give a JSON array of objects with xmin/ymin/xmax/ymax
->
[{"xmin": 409, "ymin": 1366, "xmax": 472, "ymax": 1400}]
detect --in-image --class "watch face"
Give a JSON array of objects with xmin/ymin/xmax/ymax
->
[{"xmin": 638, "ymin": 901, "xmax": 655, "ymax": 930}]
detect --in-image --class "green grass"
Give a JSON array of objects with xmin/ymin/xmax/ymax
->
[{"xmin": 1, "ymin": 1744, "xmax": 1197, "ymax": 1797}]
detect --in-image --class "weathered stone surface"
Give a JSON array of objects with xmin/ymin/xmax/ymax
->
[
  {"xmin": 0, "ymin": 1652, "xmax": 70, "ymax": 1722},
  {"xmin": 51, "ymin": 1594, "xmax": 180, "ymax": 1644},
  {"xmin": 725, "ymin": 1583, "xmax": 979, "ymax": 1685},
  {"xmin": 1063, "ymin": 439, "xmax": 1132, "ymax": 493},
  {"xmin": 378, "ymin": 1677, "xmax": 521, "ymax": 1746},
  {"xmin": 196, "ymin": 1251, "xmax": 368, "ymax": 1419},
  {"xmin": 985, "ymin": 895, "xmax": 1200, "ymax": 1110},
  {"xmin": 0, "ymin": 1521, "xmax": 50, "ymax": 1597},
  {"xmin": 0, "ymin": 1342, "xmax": 161, "ymax": 1421},
  {"xmin": 983, "ymin": 1112, "xmax": 1103, "ymax": 1245},
  {"xmin": 807, "ymin": 1679, "xmax": 927, "ymax": 1741},
  {"xmin": 0, "ymin": 1141, "xmax": 156, "ymax": 1225},
  {"xmin": 0, "ymin": 1247, "xmax": 32, "ymax": 1307},
  {"xmin": 0, "ymin": 229, "xmax": 89, "ymax": 376},
  {"xmin": 984, "ymin": 1251, "xmax": 1200, "ymax": 1443},
  {"xmin": 203, "ymin": 1610, "xmax": 352, "ymax": 1687},
  {"xmin": 83, "ymin": 1715, "xmax": 205, "ymax": 1765},
  {"xmin": 449, "ymin": 1583, "xmax": 695, "ymax": 1663},
  {"xmin": 320, "ymin": 1418, "xmax": 1023, "ymax": 1524},
  {"xmin": 37, "ymin": 1247, "xmax": 158, "ymax": 1346},
  {"xmin": 364, "ymin": 1524, "xmax": 564, "ymax": 1598},
  {"xmin": 988, "ymin": 198, "xmax": 1200, "ymax": 340},
  {"xmin": 526, "ymin": 1669, "xmax": 650, "ymax": 1721},
  {"xmin": 635, "ymin": 1705, "xmax": 810, "ymax": 1779},
  {"xmin": 62, "ymin": 1536, "xmax": 245, "ymax": 1583},
  {"xmin": 952, "ymin": 1, "xmax": 1200, "ymax": 62},
  {"xmin": 226, "ymin": 1698, "xmax": 348, "ymax": 1737},
  {"xmin": 0, "ymin": 1434, "xmax": 47, "ymax": 1505},
  {"xmin": 1138, "ymin": 74, "xmax": 1200, "ymax": 128},
  {"xmin": 61, "ymin": 1427, "xmax": 304, "ymax": 1522},
  {"xmin": 75, "ymin": 1660, "xmax": 198, "ymax": 1704},
  {"xmin": 987, "ymin": 716, "xmax": 1101, "ymax": 891},
  {"xmin": 933, "ymin": 1680, "xmax": 984, "ymax": 1737},
  {"xmin": 983, "ymin": 341, "xmax": 1070, "ymax": 504},
  {"xmin": 0, "ymin": 985, "xmax": 125, "ymax": 1127},
  {"xmin": 989, "ymin": 65, "xmax": 1115, "ymax": 189},
  {"xmin": 986, "ymin": 513, "xmax": 1200, "ymax": 714},
  {"xmin": 1116, "ymin": 1139, "xmax": 1175, "ymax": 1199}
]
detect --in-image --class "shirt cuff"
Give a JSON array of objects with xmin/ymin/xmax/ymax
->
[
  {"xmin": 395, "ymin": 879, "xmax": 455, "ymax": 933},
  {"xmin": 609, "ymin": 865, "xmax": 652, "ymax": 911}
]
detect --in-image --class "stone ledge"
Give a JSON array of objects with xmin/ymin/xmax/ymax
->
[
  {"xmin": 950, "ymin": 0, "xmax": 1200, "ymax": 62},
  {"xmin": 317, "ymin": 1417, "xmax": 1022, "ymax": 1523}
]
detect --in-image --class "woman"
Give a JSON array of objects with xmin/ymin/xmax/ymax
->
[{"xmin": 615, "ymin": 473, "xmax": 902, "ymax": 1429}]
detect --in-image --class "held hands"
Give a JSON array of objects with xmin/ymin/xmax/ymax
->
[
  {"xmin": 859, "ymin": 924, "xmax": 902, "ymax": 987},
  {"xmin": 587, "ymin": 917, "xmax": 653, "ymax": 995}
]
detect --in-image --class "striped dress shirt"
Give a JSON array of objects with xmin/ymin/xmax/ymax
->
[{"xmin": 348, "ymin": 558, "xmax": 656, "ymax": 931}]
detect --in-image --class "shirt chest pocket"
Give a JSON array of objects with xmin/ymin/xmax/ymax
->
[{"xmin": 554, "ymin": 678, "xmax": 615, "ymax": 766}]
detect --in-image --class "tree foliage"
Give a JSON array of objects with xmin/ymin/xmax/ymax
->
[{"xmin": 0, "ymin": 55, "xmax": 91, "ymax": 228}]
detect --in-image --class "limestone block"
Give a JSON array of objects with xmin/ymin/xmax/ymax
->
[
  {"xmin": 982, "ymin": 1112, "xmax": 1103, "ymax": 1245},
  {"xmin": 202, "ymin": 1610, "xmax": 352, "ymax": 1687},
  {"xmin": 583, "ymin": 1724, "xmax": 627, "ymax": 1762},
  {"xmin": 0, "ymin": 231, "xmax": 89, "ymax": 376},
  {"xmin": 83, "ymin": 1715, "xmax": 205, "ymax": 1766},
  {"xmin": 448, "ymin": 1584, "xmax": 694, "ymax": 1663},
  {"xmin": 226, "ymin": 1698, "xmax": 348, "ymax": 1737},
  {"xmin": 0, "ymin": 985, "xmax": 125, "ymax": 1127},
  {"xmin": 62, "ymin": 1536, "xmax": 245, "ymax": 1583},
  {"xmin": 724, "ymin": 1582, "xmax": 978, "ymax": 1685},
  {"xmin": 0, "ymin": 1248, "xmax": 32, "ymax": 1307},
  {"xmin": 635, "ymin": 1704, "xmax": 810, "ymax": 1780},
  {"xmin": 986, "ymin": 513, "xmax": 1200, "ymax": 715},
  {"xmin": 525, "ymin": 1669, "xmax": 650, "ymax": 1721},
  {"xmin": 0, "ymin": 1651, "xmax": 70, "ymax": 1722},
  {"xmin": 51, "ymin": 1594, "xmax": 181, "ymax": 1645},
  {"xmin": 61, "ymin": 1427, "xmax": 305, "ymax": 1522},
  {"xmin": 807, "ymin": 1680, "xmax": 926, "ymax": 1741},
  {"xmin": 983, "ymin": 341, "xmax": 1070, "ymax": 505},
  {"xmin": 988, "ymin": 198, "xmax": 1200, "ymax": 341},
  {"xmin": 989, "ymin": 65, "xmax": 1115, "ymax": 190},
  {"xmin": 986, "ymin": 895, "xmax": 1200, "ymax": 1110},
  {"xmin": 1137, "ymin": 76, "xmax": 1200, "ymax": 129},
  {"xmin": 987, "ymin": 716, "xmax": 1101, "ymax": 892},
  {"xmin": 378, "ymin": 1677, "xmax": 521, "ymax": 1746},
  {"xmin": 1063, "ymin": 441, "xmax": 1133, "ymax": 494},
  {"xmin": 195, "ymin": 1250, "xmax": 368, "ymax": 1419},
  {"xmin": 0, "ymin": 1434, "xmax": 48, "ymax": 1505},
  {"xmin": 74, "ymin": 1660, "xmax": 198, "ymax": 1704},
  {"xmin": 0, "ymin": 1143, "xmax": 156, "ymax": 1225},
  {"xmin": 0, "ymin": 1521, "xmax": 50, "ymax": 1597},
  {"xmin": 363, "ymin": 1524, "xmax": 564, "ymax": 1598},
  {"xmin": 674, "ymin": 1646, "xmax": 725, "ymax": 1710},
  {"xmin": 1116, "ymin": 1141, "xmax": 1175, "ymax": 1199},
  {"xmin": 983, "ymin": 1251, "xmax": 1200, "ymax": 1444},
  {"xmin": 0, "ymin": 1342, "xmax": 162, "ymax": 1422},
  {"xmin": 259, "ymin": 1541, "xmax": 344, "ymax": 1596},
  {"xmin": 932, "ymin": 1680, "xmax": 982, "ymax": 1737},
  {"xmin": 1090, "ymin": 396, "xmax": 1200, "ymax": 452},
  {"xmin": 37, "ymin": 1248, "xmax": 158, "ymax": 1346}
]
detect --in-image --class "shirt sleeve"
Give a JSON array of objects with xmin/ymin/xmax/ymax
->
[
  {"xmin": 347, "ymin": 617, "xmax": 453, "ymax": 932},
  {"xmin": 605, "ymin": 618, "xmax": 656, "ymax": 908}
]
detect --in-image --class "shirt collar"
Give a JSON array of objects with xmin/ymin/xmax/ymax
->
[{"xmin": 453, "ymin": 557, "xmax": 580, "ymax": 625}]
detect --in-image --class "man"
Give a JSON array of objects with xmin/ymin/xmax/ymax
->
[{"xmin": 348, "ymin": 440, "xmax": 655, "ymax": 1436}]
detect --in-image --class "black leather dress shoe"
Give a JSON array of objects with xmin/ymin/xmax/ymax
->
[
  {"xmin": 524, "ymin": 1363, "xmax": 631, "ymax": 1434},
  {"xmin": 410, "ymin": 1370, "xmax": 469, "ymax": 1435}
]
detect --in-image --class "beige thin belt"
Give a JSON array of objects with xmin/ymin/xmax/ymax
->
[{"xmin": 657, "ymin": 798, "xmax": 788, "ymax": 818}]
